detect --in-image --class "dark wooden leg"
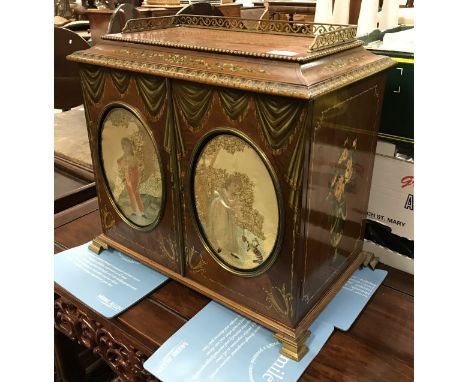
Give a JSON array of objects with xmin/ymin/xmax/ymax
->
[
  {"xmin": 274, "ymin": 330, "xmax": 311, "ymax": 361},
  {"xmin": 55, "ymin": 329, "xmax": 86, "ymax": 382}
]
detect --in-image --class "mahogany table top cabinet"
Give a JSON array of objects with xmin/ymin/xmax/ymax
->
[{"xmin": 68, "ymin": 15, "xmax": 395, "ymax": 361}]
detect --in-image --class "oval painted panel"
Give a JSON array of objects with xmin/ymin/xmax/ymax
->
[
  {"xmin": 100, "ymin": 107, "xmax": 163, "ymax": 229},
  {"xmin": 193, "ymin": 133, "xmax": 280, "ymax": 272}
]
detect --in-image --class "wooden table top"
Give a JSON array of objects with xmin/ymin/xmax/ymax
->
[{"xmin": 54, "ymin": 198, "xmax": 414, "ymax": 381}]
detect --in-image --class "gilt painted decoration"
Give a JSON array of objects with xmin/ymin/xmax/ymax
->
[
  {"xmin": 100, "ymin": 107, "xmax": 163, "ymax": 229},
  {"xmin": 327, "ymin": 137, "xmax": 357, "ymax": 248},
  {"xmin": 193, "ymin": 133, "xmax": 280, "ymax": 272}
]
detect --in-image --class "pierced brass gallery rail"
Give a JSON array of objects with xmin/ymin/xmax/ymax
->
[{"xmin": 118, "ymin": 15, "xmax": 358, "ymax": 53}]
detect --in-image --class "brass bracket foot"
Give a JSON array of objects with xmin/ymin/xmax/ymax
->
[
  {"xmin": 362, "ymin": 251, "xmax": 379, "ymax": 270},
  {"xmin": 274, "ymin": 330, "xmax": 311, "ymax": 361},
  {"xmin": 88, "ymin": 237, "xmax": 109, "ymax": 255}
]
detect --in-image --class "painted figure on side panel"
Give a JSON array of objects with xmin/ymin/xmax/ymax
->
[{"xmin": 327, "ymin": 137, "xmax": 357, "ymax": 249}]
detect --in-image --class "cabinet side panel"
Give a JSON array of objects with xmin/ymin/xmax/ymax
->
[{"xmin": 299, "ymin": 73, "xmax": 387, "ymax": 316}]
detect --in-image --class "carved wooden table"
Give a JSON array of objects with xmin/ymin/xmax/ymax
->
[{"xmin": 54, "ymin": 199, "xmax": 414, "ymax": 381}]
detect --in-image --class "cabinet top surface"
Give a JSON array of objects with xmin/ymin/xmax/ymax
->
[
  {"xmin": 68, "ymin": 16, "xmax": 395, "ymax": 99},
  {"xmin": 103, "ymin": 15, "xmax": 359, "ymax": 63},
  {"xmin": 115, "ymin": 25, "xmax": 316, "ymax": 59}
]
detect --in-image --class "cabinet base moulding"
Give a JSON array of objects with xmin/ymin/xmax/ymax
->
[{"xmin": 90, "ymin": 234, "xmax": 371, "ymax": 361}]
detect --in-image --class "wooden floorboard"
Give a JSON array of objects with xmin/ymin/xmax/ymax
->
[{"xmin": 380, "ymin": 263, "xmax": 414, "ymax": 297}]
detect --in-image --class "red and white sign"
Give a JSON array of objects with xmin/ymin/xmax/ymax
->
[{"xmin": 367, "ymin": 154, "xmax": 414, "ymax": 240}]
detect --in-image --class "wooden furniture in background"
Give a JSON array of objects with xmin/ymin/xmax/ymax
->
[
  {"xmin": 136, "ymin": 5, "xmax": 183, "ymax": 17},
  {"xmin": 240, "ymin": 6, "xmax": 269, "ymax": 20},
  {"xmin": 86, "ymin": 8, "xmax": 114, "ymax": 44},
  {"xmin": 146, "ymin": 0, "xmax": 181, "ymax": 5},
  {"xmin": 107, "ymin": 3, "xmax": 138, "ymax": 34},
  {"xmin": 54, "ymin": 107, "xmax": 94, "ymax": 180},
  {"xmin": 54, "ymin": 27, "xmax": 89, "ymax": 110},
  {"xmin": 61, "ymin": 20, "xmax": 92, "ymax": 41},
  {"xmin": 54, "ymin": 107, "xmax": 96, "ymax": 213},
  {"xmin": 258, "ymin": 1, "xmax": 317, "ymax": 21},
  {"xmin": 54, "ymin": 170, "xmax": 96, "ymax": 214},
  {"xmin": 176, "ymin": 1, "xmax": 221, "ymax": 15},
  {"xmin": 86, "ymin": 2, "xmax": 144, "ymax": 45},
  {"xmin": 56, "ymin": 0, "xmax": 74, "ymax": 18},
  {"xmin": 88, "ymin": 2, "xmax": 241, "ymax": 42},
  {"xmin": 55, "ymin": 26, "xmax": 95, "ymax": 214},
  {"xmin": 175, "ymin": 1, "xmax": 241, "ymax": 17},
  {"xmin": 211, "ymin": 3, "xmax": 241, "ymax": 17},
  {"xmin": 349, "ymin": 0, "xmax": 362, "ymax": 24},
  {"xmin": 54, "ymin": 200, "xmax": 414, "ymax": 381},
  {"xmin": 137, "ymin": 2, "xmax": 240, "ymax": 17}
]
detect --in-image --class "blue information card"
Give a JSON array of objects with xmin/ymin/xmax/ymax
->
[
  {"xmin": 315, "ymin": 267, "xmax": 388, "ymax": 331},
  {"xmin": 54, "ymin": 243, "xmax": 168, "ymax": 318},
  {"xmin": 144, "ymin": 268, "xmax": 387, "ymax": 382}
]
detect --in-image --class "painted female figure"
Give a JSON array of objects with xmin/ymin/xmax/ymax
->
[
  {"xmin": 206, "ymin": 174, "xmax": 242, "ymax": 259},
  {"xmin": 117, "ymin": 137, "xmax": 147, "ymax": 220}
]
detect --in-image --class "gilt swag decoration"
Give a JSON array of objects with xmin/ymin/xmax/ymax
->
[{"xmin": 79, "ymin": 67, "xmax": 311, "ymax": 210}]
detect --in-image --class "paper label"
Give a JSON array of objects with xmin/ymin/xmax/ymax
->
[
  {"xmin": 54, "ymin": 243, "xmax": 168, "ymax": 318},
  {"xmin": 144, "ymin": 268, "xmax": 387, "ymax": 382}
]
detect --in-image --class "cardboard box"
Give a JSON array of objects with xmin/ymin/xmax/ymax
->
[
  {"xmin": 367, "ymin": 153, "xmax": 413, "ymax": 240},
  {"xmin": 375, "ymin": 140, "xmax": 396, "ymax": 157},
  {"xmin": 363, "ymin": 240, "xmax": 413, "ymax": 275}
]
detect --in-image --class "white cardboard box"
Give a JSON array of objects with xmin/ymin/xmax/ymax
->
[
  {"xmin": 367, "ymin": 153, "xmax": 414, "ymax": 240},
  {"xmin": 363, "ymin": 239, "xmax": 414, "ymax": 275}
]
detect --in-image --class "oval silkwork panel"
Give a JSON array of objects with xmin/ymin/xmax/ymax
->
[
  {"xmin": 100, "ymin": 106, "xmax": 164, "ymax": 229},
  {"xmin": 193, "ymin": 133, "xmax": 280, "ymax": 272}
]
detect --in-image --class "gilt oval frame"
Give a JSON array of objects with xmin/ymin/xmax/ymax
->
[{"xmin": 188, "ymin": 128, "xmax": 284, "ymax": 277}]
